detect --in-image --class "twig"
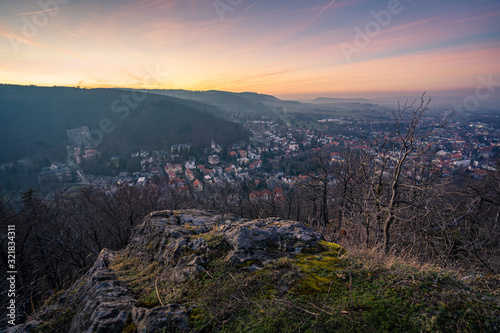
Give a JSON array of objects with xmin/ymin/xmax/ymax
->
[
  {"xmin": 155, "ymin": 276, "xmax": 164, "ymax": 307},
  {"xmin": 327, "ymin": 280, "xmax": 334, "ymax": 297},
  {"xmin": 348, "ymin": 271, "xmax": 353, "ymax": 308},
  {"xmin": 296, "ymin": 306, "xmax": 319, "ymax": 316},
  {"xmin": 203, "ymin": 268, "xmax": 213, "ymax": 279},
  {"xmin": 392, "ymin": 279, "xmax": 410, "ymax": 288},
  {"xmin": 229, "ymin": 272, "xmax": 237, "ymax": 282},
  {"xmin": 275, "ymin": 298, "xmax": 319, "ymax": 316},
  {"xmin": 196, "ymin": 309, "xmax": 225, "ymax": 333},
  {"xmin": 308, "ymin": 302, "xmax": 333, "ymax": 315},
  {"xmin": 30, "ymin": 283, "xmax": 36, "ymax": 314},
  {"xmin": 236, "ymin": 291, "xmax": 266, "ymax": 310}
]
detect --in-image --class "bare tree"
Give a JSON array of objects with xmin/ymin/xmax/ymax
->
[{"xmin": 371, "ymin": 94, "xmax": 452, "ymax": 253}]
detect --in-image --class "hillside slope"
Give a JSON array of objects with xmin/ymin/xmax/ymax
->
[
  {"xmin": 10, "ymin": 210, "xmax": 499, "ymax": 332},
  {"xmin": 0, "ymin": 85, "xmax": 249, "ymax": 163},
  {"xmin": 146, "ymin": 89, "xmax": 298, "ymax": 114}
]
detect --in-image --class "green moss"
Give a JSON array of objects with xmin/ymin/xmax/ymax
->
[
  {"xmin": 201, "ymin": 232, "xmax": 232, "ymax": 260},
  {"xmin": 68, "ymin": 279, "xmax": 86, "ymax": 296},
  {"xmin": 108, "ymin": 238, "xmax": 499, "ymax": 333},
  {"xmin": 110, "ymin": 254, "xmax": 160, "ymax": 308},
  {"xmin": 201, "ymin": 232, "xmax": 226, "ymax": 248},
  {"xmin": 42, "ymin": 290, "xmax": 66, "ymax": 307},
  {"xmin": 291, "ymin": 241, "xmax": 344, "ymax": 294},
  {"xmin": 294, "ymin": 274, "xmax": 332, "ymax": 293},
  {"xmin": 136, "ymin": 289, "xmax": 160, "ymax": 308},
  {"xmin": 318, "ymin": 240, "xmax": 344, "ymax": 255},
  {"xmin": 189, "ymin": 307, "xmax": 210, "ymax": 331},
  {"xmin": 122, "ymin": 323, "xmax": 137, "ymax": 333},
  {"xmin": 267, "ymin": 257, "xmax": 294, "ymax": 269},
  {"xmin": 237, "ymin": 259, "xmax": 262, "ymax": 268}
]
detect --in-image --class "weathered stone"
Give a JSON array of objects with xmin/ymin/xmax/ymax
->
[
  {"xmin": 171, "ymin": 253, "xmax": 205, "ymax": 282},
  {"xmin": 188, "ymin": 237, "xmax": 209, "ymax": 252},
  {"xmin": 133, "ymin": 304, "xmax": 190, "ymax": 333},
  {"xmin": 223, "ymin": 219, "xmax": 323, "ymax": 266},
  {"xmin": 7, "ymin": 320, "xmax": 39, "ymax": 333},
  {"xmin": 126, "ymin": 210, "xmax": 324, "ymax": 270},
  {"xmin": 69, "ymin": 250, "xmax": 136, "ymax": 333},
  {"xmin": 14, "ymin": 210, "xmax": 324, "ymax": 332}
]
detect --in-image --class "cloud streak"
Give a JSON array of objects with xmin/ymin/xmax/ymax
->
[
  {"xmin": 243, "ymin": 0, "xmax": 263, "ymax": 12},
  {"xmin": 59, "ymin": 28, "xmax": 129, "ymax": 59},
  {"xmin": 307, "ymin": 0, "xmax": 337, "ymax": 27},
  {"xmin": 17, "ymin": 8, "xmax": 59, "ymax": 16}
]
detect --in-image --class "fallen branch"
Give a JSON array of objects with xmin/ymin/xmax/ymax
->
[
  {"xmin": 203, "ymin": 268, "xmax": 213, "ymax": 279},
  {"xmin": 275, "ymin": 298, "xmax": 319, "ymax": 316},
  {"xmin": 155, "ymin": 276, "xmax": 164, "ymax": 307},
  {"xmin": 308, "ymin": 302, "xmax": 333, "ymax": 316}
]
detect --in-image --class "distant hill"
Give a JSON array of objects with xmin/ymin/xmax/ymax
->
[
  {"xmin": 138, "ymin": 89, "xmax": 389, "ymax": 129},
  {"xmin": 143, "ymin": 89, "xmax": 388, "ymax": 120},
  {"xmin": 311, "ymin": 97, "xmax": 370, "ymax": 104},
  {"xmin": 0, "ymin": 85, "xmax": 249, "ymax": 163},
  {"xmin": 145, "ymin": 89, "xmax": 302, "ymax": 115}
]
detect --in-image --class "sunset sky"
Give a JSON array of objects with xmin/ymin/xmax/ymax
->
[{"xmin": 1, "ymin": 0, "xmax": 499, "ymax": 99}]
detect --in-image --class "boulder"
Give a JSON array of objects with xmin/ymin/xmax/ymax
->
[{"xmin": 12, "ymin": 210, "xmax": 324, "ymax": 332}]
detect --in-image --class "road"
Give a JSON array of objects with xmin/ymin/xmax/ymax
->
[{"xmin": 66, "ymin": 148, "xmax": 90, "ymax": 184}]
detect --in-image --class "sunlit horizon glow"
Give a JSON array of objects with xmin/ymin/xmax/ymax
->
[{"xmin": 0, "ymin": 0, "xmax": 499, "ymax": 100}]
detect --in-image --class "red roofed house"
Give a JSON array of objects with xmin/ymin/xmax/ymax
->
[
  {"xmin": 193, "ymin": 179, "xmax": 203, "ymax": 192},
  {"xmin": 185, "ymin": 169, "xmax": 195, "ymax": 181}
]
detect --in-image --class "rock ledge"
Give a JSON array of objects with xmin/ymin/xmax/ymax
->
[{"xmin": 11, "ymin": 210, "xmax": 325, "ymax": 332}]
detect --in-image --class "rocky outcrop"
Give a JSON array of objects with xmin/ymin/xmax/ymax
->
[
  {"xmin": 11, "ymin": 210, "xmax": 325, "ymax": 332},
  {"xmin": 69, "ymin": 249, "xmax": 134, "ymax": 333},
  {"xmin": 63, "ymin": 248, "xmax": 190, "ymax": 333},
  {"xmin": 127, "ymin": 210, "xmax": 324, "ymax": 275},
  {"xmin": 9, "ymin": 247, "xmax": 190, "ymax": 333}
]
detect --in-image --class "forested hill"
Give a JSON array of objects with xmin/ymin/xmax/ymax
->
[
  {"xmin": 145, "ymin": 89, "xmax": 303, "ymax": 115},
  {"xmin": 0, "ymin": 85, "xmax": 249, "ymax": 163}
]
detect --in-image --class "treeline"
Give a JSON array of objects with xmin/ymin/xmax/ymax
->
[{"xmin": 0, "ymin": 184, "xmax": 182, "ymax": 326}]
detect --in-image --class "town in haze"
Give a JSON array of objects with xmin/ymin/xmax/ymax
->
[
  {"xmin": 32, "ymin": 101, "xmax": 499, "ymax": 196},
  {"xmin": 1, "ymin": 0, "xmax": 499, "ymax": 332}
]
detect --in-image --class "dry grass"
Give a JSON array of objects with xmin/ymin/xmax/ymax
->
[{"xmin": 343, "ymin": 244, "xmax": 442, "ymax": 275}]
